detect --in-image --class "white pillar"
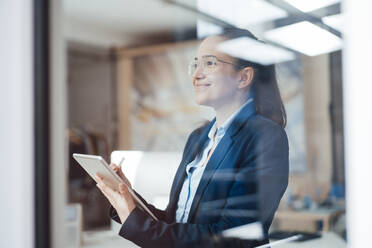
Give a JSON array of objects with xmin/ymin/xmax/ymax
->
[
  {"xmin": 0, "ymin": 1, "xmax": 34, "ymax": 248},
  {"xmin": 50, "ymin": 1, "xmax": 68, "ymax": 248},
  {"xmin": 343, "ymin": 0, "xmax": 372, "ymax": 247}
]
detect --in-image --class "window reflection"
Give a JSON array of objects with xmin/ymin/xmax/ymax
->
[{"xmin": 64, "ymin": 0, "xmax": 346, "ymax": 247}]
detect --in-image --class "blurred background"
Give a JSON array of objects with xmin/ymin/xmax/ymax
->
[{"xmin": 1, "ymin": 0, "xmax": 371, "ymax": 248}]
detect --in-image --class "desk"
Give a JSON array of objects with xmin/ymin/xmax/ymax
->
[
  {"xmin": 81, "ymin": 231, "xmax": 346, "ymax": 248},
  {"xmin": 274, "ymin": 207, "xmax": 345, "ymax": 232}
]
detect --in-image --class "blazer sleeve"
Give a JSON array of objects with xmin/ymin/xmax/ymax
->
[
  {"xmin": 109, "ymin": 190, "xmax": 167, "ymax": 224},
  {"xmin": 115, "ymin": 124, "xmax": 289, "ymax": 248},
  {"xmin": 238, "ymin": 123, "xmax": 289, "ymax": 232}
]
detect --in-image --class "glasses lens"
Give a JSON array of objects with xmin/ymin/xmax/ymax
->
[
  {"xmin": 203, "ymin": 57, "xmax": 217, "ymax": 73},
  {"xmin": 188, "ymin": 56, "xmax": 218, "ymax": 76}
]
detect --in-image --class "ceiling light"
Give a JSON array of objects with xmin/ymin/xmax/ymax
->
[
  {"xmin": 264, "ymin": 21, "xmax": 342, "ymax": 56},
  {"xmin": 283, "ymin": 0, "xmax": 340, "ymax": 12},
  {"xmin": 322, "ymin": 14, "xmax": 344, "ymax": 32},
  {"xmin": 217, "ymin": 37, "xmax": 296, "ymax": 65},
  {"xmin": 196, "ymin": 19, "xmax": 223, "ymax": 38},
  {"xmin": 197, "ymin": 0, "xmax": 288, "ymax": 27}
]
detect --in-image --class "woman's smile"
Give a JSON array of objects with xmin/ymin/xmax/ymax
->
[{"xmin": 194, "ymin": 82, "xmax": 211, "ymax": 90}]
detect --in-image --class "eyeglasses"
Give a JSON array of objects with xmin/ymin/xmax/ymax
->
[{"xmin": 188, "ymin": 55, "xmax": 241, "ymax": 76}]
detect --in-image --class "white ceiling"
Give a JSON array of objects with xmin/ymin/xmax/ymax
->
[
  {"xmin": 64, "ymin": 0, "xmax": 341, "ymax": 54},
  {"xmin": 63, "ymin": 0, "xmax": 197, "ymax": 47}
]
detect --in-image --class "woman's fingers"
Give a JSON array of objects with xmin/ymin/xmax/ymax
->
[
  {"xmin": 96, "ymin": 182, "xmax": 117, "ymax": 207},
  {"xmin": 96, "ymin": 177, "xmax": 132, "ymax": 208},
  {"xmin": 116, "ymin": 164, "xmax": 125, "ymax": 177},
  {"xmin": 110, "ymin": 163, "xmax": 119, "ymax": 172},
  {"xmin": 95, "ymin": 175, "xmax": 136, "ymax": 223},
  {"xmin": 95, "ymin": 174, "xmax": 116, "ymax": 196},
  {"xmin": 109, "ymin": 163, "xmax": 132, "ymax": 189},
  {"xmin": 118, "ymin": 183, "xmax": 135, "ymax": 211},
  {"xmin": 110, "ymin": 163, "xmax": 121, "ymax": 172},
  {"xmin": 97, "ymin": 183, "xmax": 114, "ymax": 203},
  {"xmin": 95, "ymin": 174, "xmax": 123, "ymax": 205},
  {"xmin": 110, "ymin": 163, "xmax": 125, "ymax": 179},
  {"xmin": 119, "ymin": 183, "xmax": 130, "ymax": 197}
]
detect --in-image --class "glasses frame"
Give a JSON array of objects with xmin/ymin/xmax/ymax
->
[{"xmin": 188, "ymin": 55, "xmax": 243, "ymax": 76}]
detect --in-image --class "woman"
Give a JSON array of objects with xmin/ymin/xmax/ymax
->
[{"xmin": 95, "ymin": 28, "xmax": 289, "ymax": 248}]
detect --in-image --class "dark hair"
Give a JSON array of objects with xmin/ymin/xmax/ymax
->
[{"xmin": 219, "ymin": 28, "xmax": 287, "ymax": 128}]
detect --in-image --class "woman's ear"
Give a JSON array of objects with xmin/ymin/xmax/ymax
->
[{"xmin": 238, "ymin": 67, "xmax": 254, "ymax": 89}]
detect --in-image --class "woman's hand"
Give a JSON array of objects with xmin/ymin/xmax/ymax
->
[
  {"xmin": 109, "ymin": 163, "xmax": 132, "ymax": 189},
  {"xmin": 95, "ymin": 174, "xmax": 136, "ymax": 224}
]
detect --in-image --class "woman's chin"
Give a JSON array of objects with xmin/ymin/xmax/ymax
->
[{"xmin": 195, "ymin": 97, "xmax": 212, "ymax": 107}]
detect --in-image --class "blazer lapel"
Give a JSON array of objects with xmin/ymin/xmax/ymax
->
[
  {"xmin": 187, "ymin": 101, "xmax": 256, "ymax": 221},
  {"xmin": 186, "ymin": 134, "xmax": 234, "ymax": 222},
  {"xmin": 167, "ymin": 120, "xmax": 215, "ymax": 214}
]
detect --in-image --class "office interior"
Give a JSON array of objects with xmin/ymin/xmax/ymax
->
[{"xmin": 1, "ymin": 0, "xmax": 372, "ymax": 248}]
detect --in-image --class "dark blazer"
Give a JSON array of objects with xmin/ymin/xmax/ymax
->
[{"xmin": 110, "ymin": 103, "xmax": 289, "ymax": 248}]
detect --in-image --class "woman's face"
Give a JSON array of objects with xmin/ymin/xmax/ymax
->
[{"xmin": 192, "ymin": 36, "xmax": 241, "ymax": 108}]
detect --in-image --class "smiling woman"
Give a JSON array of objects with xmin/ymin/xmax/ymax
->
[
  {"xmin": 190, "ymin": 31, "xmax": 286, "ymax": 128},
  {"xmin": 96, "ymin": 28, "xmax": 289, "ymax": 248}
]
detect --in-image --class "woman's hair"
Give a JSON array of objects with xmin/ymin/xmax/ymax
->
[{"xmin": 219, "ymin": 28, "xmax": 287, "ymax": 128}]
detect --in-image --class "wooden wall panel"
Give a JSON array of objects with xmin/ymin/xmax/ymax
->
[
  {"xmin": 288, "ymin": 54, "xmax": 333, "ymax": 201},
  {"xmin": 117, "ymin": 57, "xmax": 133, "ymax": 149}
]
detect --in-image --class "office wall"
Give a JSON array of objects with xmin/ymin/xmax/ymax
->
[
  {"xmin": 288, "ymin": 54, "xmax": 333, "ymax": 201},
  {"xmin": 130, "ymin": 46, "xmax": 214, "ymax": 151},
  {"xmin": 0, "ymin": 1, "xmax": 34, "ymax": 247},
  {"xmin": 68, "ymin": 45, "xmax": 116, "ymax": 155}
]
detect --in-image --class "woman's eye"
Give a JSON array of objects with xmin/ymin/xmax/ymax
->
[{"xmin": 206, "ymin": 61, "xmax": 214, "ymax": 66}]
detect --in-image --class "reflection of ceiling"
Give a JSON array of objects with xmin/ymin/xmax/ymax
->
[
  {"xmin": 264, "ymin": 21, "xmax": 342, "ymax": 56},
  {"xmin": 197, "ymin": 0, "xmax": 288, "ymax": 27},
  {"xmin": 63, "ymin": 0, "xmax": 197, "ymax": 47},
  {"xmin": 283, "ymin": 0, "xmax": 340, "ymax": 12},
  {"xmin": 64, "ymin": 0, "xmax": 343, "ymax": 57},
  {"xmin": 322, "ymin": 14, "xmax": 344, "ymax": 32},
  {"xmin": 218, "ymin": 37, "xmax": 295, "ymax": 65}
]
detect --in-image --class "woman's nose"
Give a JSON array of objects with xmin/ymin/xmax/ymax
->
[{"xmin": 192, "ymin": 64, "xmax": 205, "ymax": 80}]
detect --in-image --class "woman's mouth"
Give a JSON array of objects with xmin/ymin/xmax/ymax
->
[{"xmin": 194, "ymin": 83, "xmax": 211, "ymax": 90}]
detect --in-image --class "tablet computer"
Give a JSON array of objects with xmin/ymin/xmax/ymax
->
[{"xmin": 72, "ymin": 153, "xmax": 158, "ymax": 221}]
